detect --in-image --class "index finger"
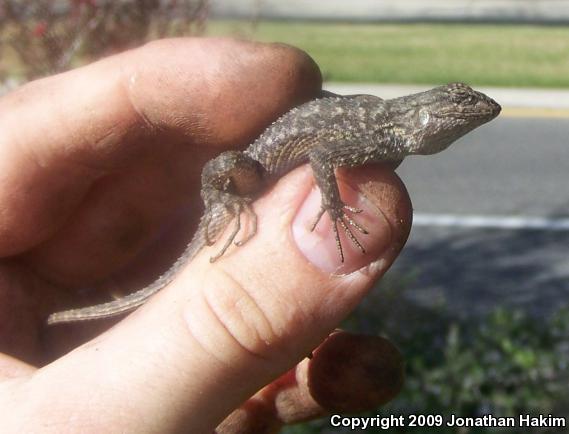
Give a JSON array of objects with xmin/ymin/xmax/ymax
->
[{"xmin": 0, "ymin": 38, "xmax": 322, "ymax": 257}]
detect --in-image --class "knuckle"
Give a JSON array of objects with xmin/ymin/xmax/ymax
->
[{"xmin": 199, "ymin": 270, "xmax": 284, "ymax": 361}]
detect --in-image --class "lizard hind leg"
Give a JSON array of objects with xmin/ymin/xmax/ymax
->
[
  {"xmin": 234, "ymin": 203, "xmax": 257, "ymax": 247},
  {"xmin": 200, "ymin": 150, "xmax": 265, "ymax": 262},
  {"xmin": 208, "ymin": 197, "xmax": 256, "ymax": 263}
]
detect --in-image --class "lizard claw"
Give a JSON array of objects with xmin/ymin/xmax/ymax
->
[
  {"xmin": 209, "ymin": 198, "xmax": 257, "ymax": 262},
  {"xmin": 310, "ymin": 203, "xmax": 368, "ymax": 262},
  {"xmin": 234, "ymin": 203, "xmax": 257, "ymax": 247}
]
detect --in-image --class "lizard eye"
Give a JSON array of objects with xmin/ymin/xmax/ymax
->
[
  {"xmin": 448, "ymin": 84, "xmax": 476, "ymax": 105},
  {"xmin": 419, "ymin": 108, "xmax": 430, "ymax": 126},
  {"xmin": 450, "ymin": 90, "xmax": 468, "ymax": 104}
]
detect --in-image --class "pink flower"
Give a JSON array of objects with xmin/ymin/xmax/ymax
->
[{"xmin": 33, "ymin": 22, "xmax": 48, "ymax": 37}]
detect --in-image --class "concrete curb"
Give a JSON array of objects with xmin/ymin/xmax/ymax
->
[
  {"xmin": 325, "ymin": 82, "xmax": 569, "ymax": 110},
  {"xmin": 3, "ymin": 81, "xmax": 566, "ymax": 112},
  {"xmin": 211, "ymin": 0, "xmax": 569, "ymax": 24}
]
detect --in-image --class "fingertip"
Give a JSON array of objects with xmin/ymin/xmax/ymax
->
[
  {"xmin": 264, "ymin": 41, "xmax": 323, "ymax": 102},
  {"xmin": 125, "ymin": 38, "xmax": 323, "ymax": 150},
  {"xmin": 351, "ymin": 164, "xmax": 413, "ymax": 258},
  {"xmin": 292, "ymin": 165, "xmax": 412, "ymax": 274},
  {"xmin": 188, "ymin": 165, "xmax": 412, "ymax": 355}
]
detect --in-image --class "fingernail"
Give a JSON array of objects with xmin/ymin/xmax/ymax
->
[{"xmin": 292, "ymin": 183, "xmax": 393, "ymax": 274}]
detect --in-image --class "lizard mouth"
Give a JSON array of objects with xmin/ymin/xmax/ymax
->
[
  {"xmin": 439, "ymin": 94, "xmax": 502, "ymax": 120},
  {"xmin": 439, "ymin": 106, "xmax": 501, "ymax": 120}
]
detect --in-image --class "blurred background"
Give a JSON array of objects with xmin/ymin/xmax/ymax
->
[{"xmin": 1, "ymin": 1, "xmax": 568, "ymax": 432}]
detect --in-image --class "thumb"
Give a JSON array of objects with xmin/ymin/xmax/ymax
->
[{"xmin": 6, "ymin": 165, "xmax": 411, "ymax": 433}]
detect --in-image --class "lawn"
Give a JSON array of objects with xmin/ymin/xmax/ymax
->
[{"xmin": 206, "ymin": 21, "xmax": 569, "ymax": 88}]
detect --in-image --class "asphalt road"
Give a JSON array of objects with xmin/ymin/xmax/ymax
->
[{"xmin": 376, "ymin": 116, "xmax": 569, "ymax": 318}]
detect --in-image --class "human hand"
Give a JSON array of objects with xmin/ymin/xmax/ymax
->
[{"xmin": 0, "ymin": 38, "xmax": 411, "ymax": 433}]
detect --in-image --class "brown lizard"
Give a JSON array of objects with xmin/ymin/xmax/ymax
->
[{"xmin": 47, "ymin": 83, "xmax": 501, "ymax": 324}]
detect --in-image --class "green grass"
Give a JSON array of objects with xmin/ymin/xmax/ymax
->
[{"xmin": 206, "ymin": 21, "xmax": 569, "ymax": 88}]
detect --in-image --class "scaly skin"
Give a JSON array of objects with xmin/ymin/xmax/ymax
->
[{"xmin": 47, "ymin": 83, "xmax": 501, "ymax": 324}]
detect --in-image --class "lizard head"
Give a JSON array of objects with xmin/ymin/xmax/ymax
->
[{"xmin": 393, "ymin": 82, "xmax": 501, "ymax": 155}]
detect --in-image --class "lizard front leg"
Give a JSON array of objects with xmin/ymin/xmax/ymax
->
[
  {"xmin": 308, "ymin": 143, "xmax": 370, "ymax": 262},
  {"xmin": 200, "ymin": 150, "xmax": 265, "ymax": 262}
]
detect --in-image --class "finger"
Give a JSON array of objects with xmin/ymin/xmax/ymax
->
[
  {"xmin": 0, "ymin": 38, "xmax": 321, "ymax": 260},
  {"xmin": 0, "ymin": 354, "xmax": 35, "ymax": 380},
  {"xmin": 0, "ymin": 39, "xmax": 321, "ymax": 303},
  {"xmin": 216, "ymin": 330, "xmax": 404, "ymax": 434},
  {"xmin": 0, "ymin": 261, "xmax": 51, "ymax": 364},
  {"xmin": 8, "ymin": 165, "xmax": 411, "ymax": 433}
]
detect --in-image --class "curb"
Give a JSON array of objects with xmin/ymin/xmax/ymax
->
[
  {"xmin": 324, "ymin": 82, "xmax": 569, "ymax": 113},
  {"xmin": 211, "ymin": 0, "xmax": 569, "ymax": 24}
]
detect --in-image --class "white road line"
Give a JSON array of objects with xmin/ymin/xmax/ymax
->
[{"xmin": 413, "ymin": 213, "xmax": 569, "ymax": 231}]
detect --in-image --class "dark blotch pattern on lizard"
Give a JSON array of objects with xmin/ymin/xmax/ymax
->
[{"xmin": 47, "ymin": 83, "xmax": 501, "ymax": 324}]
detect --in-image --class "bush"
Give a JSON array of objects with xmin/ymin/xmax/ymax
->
[
  {"xmin": 284, "ymin": 277, "xmax": 569, "ymax": 434},
  {"xmin": 0, "ymin": 0, "xmax": 209, "ymax": 84}
]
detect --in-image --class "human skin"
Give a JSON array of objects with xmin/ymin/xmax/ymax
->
[{"xmin": 0, "ymin": 38, "xmax": 412, "ymax": 433}]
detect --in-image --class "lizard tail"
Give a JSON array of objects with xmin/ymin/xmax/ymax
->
[
  {"xmin": 47, "ymin": 205, "xmax": 233, "ymax": 325},
  {"xmin": 47, "ymin": 225, "xmax": 207, "ymax": 324},
  {"xmin": 46, "ymin": 270, "xmax": 177, "ymax": 324},
  {"xmin": 46, "ymin": 244, "xmax": 197, "ymax": 324}
]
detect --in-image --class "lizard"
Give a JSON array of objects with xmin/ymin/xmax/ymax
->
[{"xmin": 47, "ymin": 82, "xmax": 501, "ymax": 325}]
